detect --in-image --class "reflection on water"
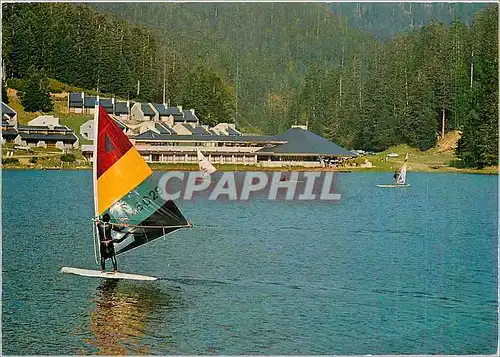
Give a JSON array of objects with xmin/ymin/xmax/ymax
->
[{"xmin": 84, "ymin": 280, "xmax": 182, "ymax": 355}]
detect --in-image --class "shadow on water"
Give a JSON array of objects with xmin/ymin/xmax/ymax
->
[{"xmin": 82, "ymin": 279, "xmax": 183, "ymax": 355}]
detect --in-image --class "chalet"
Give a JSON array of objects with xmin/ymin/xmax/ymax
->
[
  {"xmin": 131, "ymin": 102, "xmax": 157, "ymax": 121},
  {"xmin": 212, "ymin": 123, "xmax": 241, "ymax": 136}
]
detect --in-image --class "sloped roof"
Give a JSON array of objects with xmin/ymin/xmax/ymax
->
[
  {"xmin": 167, "ymin": 107, "xmax": 183, "ymax": 116},
  {"xmin": 155, "ymin": 123, "xmax": 174, "ymax": 134},
  {"xmin": 18, "ymin": 132, "xmax": 78, "ymax": 142},
  {"xmin": 69, "ymin": 93, "xmax": 84, "ymax": 106},
  {"xmin": 1, "ymin": 102, "xmax": 16, "ymax": 116},
  {"xmin": 141, "ymin": 103, "xmax": 155, "ymax": 116},
  {"xmin": 114, "ymin": 101, "xmax": 129, "ymax": 115},
  {"xmin": 100, "ymin": 98, "xmax": 113, "ymax": 109},
  {"xmin": 2, "ymin": 130, "xmax": 18, "ymax": 138},
  {"xmin": 226, "ymin": 127, "xmax": 241, "ymax": 136},
  {"xmin": 257, "ymin": 127, "xmax": 354, "ymax": 157},
  {"xmin": 134, "ymin": 131, "xmax": 283, "ymax": 143},
  {"xmin": 17, "ymin": 125, "xmax": 73, "ymax": 133},
  {"xmin": 182, "ymin": 110, "xmax": 198, "ymax": 123},
  {"xmin": 182, "ymin": 124, "xmax": 211, "ymax": 136},
  {"xmin": 84, "ymin": 96, "xmax": 97, "ymax": 108},
  {"xmin": 152, "ymin": 103, "xmax": 181, "ymax": 116}
]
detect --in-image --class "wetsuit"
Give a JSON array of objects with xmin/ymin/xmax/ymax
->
[
  {"xmin": 96, "ymin": 221, "xmax": 123, "ymax": 271},
  {"xmin": 394, "ymin": 171, "xmax": 400, "ymax": 183}
]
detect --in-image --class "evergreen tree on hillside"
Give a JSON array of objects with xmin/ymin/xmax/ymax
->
[
  {"xmin": 456, "ymin": 5, "xmax": 498, "ymax": 168},
  {"xmin": 180, "ymin": 63, "xmax": 235, "ymax": 126},
  {"xmin": 2, "ymin": 81, "xmax": 9, "ymax": 104},
  {"xmin": 20, "ymin": 66, "xmax": 53, "ymax": 112}
]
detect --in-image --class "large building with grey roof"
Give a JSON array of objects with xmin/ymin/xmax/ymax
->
[{"xmin": 128, "ymin": 125, "xmax": 353, "ymax": 166}]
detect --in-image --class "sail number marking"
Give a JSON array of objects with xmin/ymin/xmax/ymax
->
[{"xmin": 134, "ymin": 186, "xmax": 163, "ymax": 212}]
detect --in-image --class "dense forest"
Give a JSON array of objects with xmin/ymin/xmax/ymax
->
[
  {"xmin": 2, "ymin": 3, "xmax": 498, "ymax": 167},
  {"xmin": 328, "ymin": 2, "xmax": 486, "ymax": 38},
  {"xmin": 1, "ymin": 3, "xmax": 235, "ymax": 127}
]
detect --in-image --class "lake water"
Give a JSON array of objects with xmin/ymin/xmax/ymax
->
[{"xmin": 2, "ymin": 170, "xmax": 498, "ymax": 355}]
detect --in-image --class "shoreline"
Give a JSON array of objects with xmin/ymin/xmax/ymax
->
[{"xmin": 1, "ymin": 164, "xmax": 497, "ymax": 175}]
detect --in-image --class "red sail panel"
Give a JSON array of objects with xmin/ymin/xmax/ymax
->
[{"xmin": 96, "ymin": 105, "xmax": 133, "ymax": 178}]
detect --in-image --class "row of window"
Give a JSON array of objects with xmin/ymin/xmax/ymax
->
[
  {"xmin": 145, "ymin": 141, "xmax": 269, "ymax": 148},
  {"xmin": 145, "ymin": 154, "xmax": 257, "ymax": 164}
]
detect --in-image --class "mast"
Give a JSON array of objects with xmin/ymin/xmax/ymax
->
[
  {"xmin": 92, "ymin": 102, "xmax": 100, "ymax": 264},
  {"xmin": 92, "ymin": 102, "xmax": 99, "ymax": 218}
]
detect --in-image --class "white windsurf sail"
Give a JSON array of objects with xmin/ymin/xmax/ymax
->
[
  {"xmin": 396, "ymin": 153, "xmax": 409, "ymax": 185},
  {"xmin": 197, "ymin": 149, "xmax": 216, "ymax": 179}
]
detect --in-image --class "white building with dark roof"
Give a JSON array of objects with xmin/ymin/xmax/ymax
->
[{"xmin": 14, "ymin": 124, "xmax": 79, "ymax": 149}]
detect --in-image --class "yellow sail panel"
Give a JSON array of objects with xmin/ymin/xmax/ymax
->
[{"xmin": 97, "ymin": 147, "xmax": 152, "ymax": 214}]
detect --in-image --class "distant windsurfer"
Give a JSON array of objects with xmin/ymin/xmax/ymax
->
[
  {"xmin": 96, "ymin": 213, "xmax": 128, "ymax": 273},
  {"xmin": 393, "ymin": 169, "xmax": 400, "ymax": 184}
]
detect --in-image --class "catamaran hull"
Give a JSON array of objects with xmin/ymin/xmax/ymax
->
[{"xmin": 376, "ymin": 184, "xmax": 411, "ymax": 188}]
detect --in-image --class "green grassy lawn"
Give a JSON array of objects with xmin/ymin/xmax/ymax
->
[
  {"xmin": 58, "ymin": 113, "xmax": 93, "ymax": 144},
  {"xmin": 348, "ymin": 144, "xmax": 497, "ymax": 175}
]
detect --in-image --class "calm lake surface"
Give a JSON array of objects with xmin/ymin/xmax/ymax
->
[{"xmin": 2, "ymin": 169, "xmax": 498, "ymax": 355}]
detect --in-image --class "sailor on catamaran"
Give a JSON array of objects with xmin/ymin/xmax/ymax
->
[
  {"xmin": 393, "ymin": 169, "xmax": 400, "ymax": 184},
  {"xmin": 96, "ymin": 213, "xmax": 127, "ymax": 273}
]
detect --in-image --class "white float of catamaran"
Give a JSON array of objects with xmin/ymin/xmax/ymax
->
[
  {"xmin": 61, "ymin": 105, "xmax": 191, "ymax": 281},
  {"xmin": 377, "ymin": 153, "xmax": 410, "ymax": 188}
]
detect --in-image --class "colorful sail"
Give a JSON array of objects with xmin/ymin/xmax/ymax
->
[
  {"xmin": 197, "ymin": 149, "xmax": 216, "ymax": 179},
  {"xmin": 93, "ymin": 105, "xmax": 190, "ymax": 257},
  {"xmin": 396, "ymin": 153, "xmax": 409, "ymax": 185}
]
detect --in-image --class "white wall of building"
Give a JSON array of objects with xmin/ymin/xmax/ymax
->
[{"xmin": 28, "ymin": 115, "xmax": 60, "ymax": 127}]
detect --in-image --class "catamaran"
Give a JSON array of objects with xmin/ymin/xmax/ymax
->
[
  {"xmin": 197, "ymin": 149, "xmax": 216, "ymax": 180},
  {"xmin": 376, "ymin": 153, "xmax": 410, "ymax": 188},
  {"xmin": 62, "ymin": 105, "xmax": 191, "ymax": 280}
]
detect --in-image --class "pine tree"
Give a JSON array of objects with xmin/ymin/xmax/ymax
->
[{"xmin": 20, "ymin": 66, "xmax": 54, "ymax": 112}]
